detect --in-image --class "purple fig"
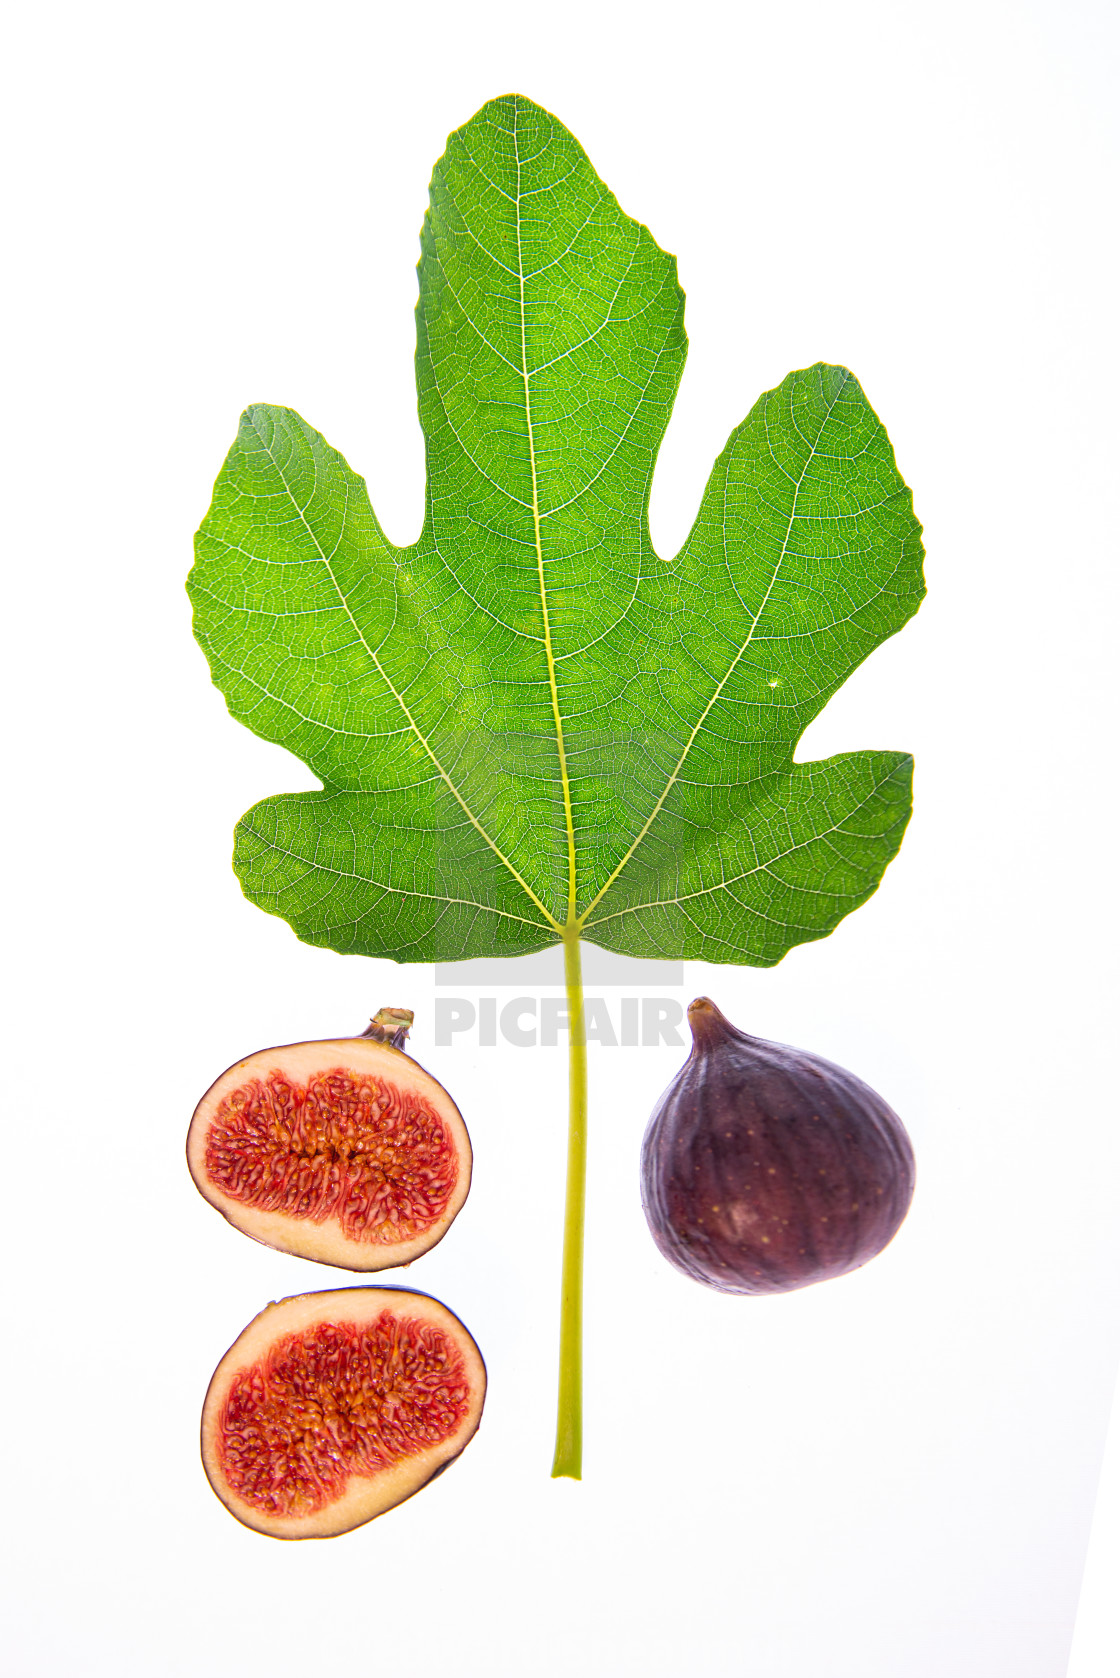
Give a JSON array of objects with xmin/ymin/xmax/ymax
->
[{"xmin": 641, "ymin": 998, "xmax": 915, "ymax": 1295}]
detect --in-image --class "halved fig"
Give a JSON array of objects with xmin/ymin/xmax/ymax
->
[
  {"xmin": 201, "ymin": 1287, "xmax": 486, "ymax": 1538},
  {"xmin": 187, "ymin": 1009, "xmax": 471, "ymax": 1269}
]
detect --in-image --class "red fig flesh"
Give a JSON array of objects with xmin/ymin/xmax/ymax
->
[
  {"xmin": 201, "ymin": 1287, "xmax": 486, "ymax": 1538},
  {"xmin": 641, "ymin": 998, "xmax": 915, "ymax": 1294},
  {"xmin": 187, "ymin": 1010, "xmax": 471, "ymax": 1270}
]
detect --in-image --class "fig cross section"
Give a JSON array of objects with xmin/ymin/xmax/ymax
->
[
  {"xmin": 187, "ymin": 1030, "xmax": 471, "ymax": 1269},
  {"xmin": 201, "ymin": 1289, "xmax": 486, "ymax": 1539}
]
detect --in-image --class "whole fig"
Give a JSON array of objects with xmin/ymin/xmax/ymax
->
[{"xmin": 641, "ymin": 998, "xmax": 915, "ymax": 1295}]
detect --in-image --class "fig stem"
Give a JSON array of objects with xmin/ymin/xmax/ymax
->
[{"xmin": 551, "ymin": 923, "xmax": 587, "ymax": 1480}]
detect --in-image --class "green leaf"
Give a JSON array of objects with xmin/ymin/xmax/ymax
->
[{"xmin": 189, "ymin": 94, "xmax": 924, "ymax": 968}]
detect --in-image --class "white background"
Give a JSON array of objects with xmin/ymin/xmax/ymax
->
[{"xmin": 3, "ymin": 2, "xmax": 1118, "ymax": 1673}]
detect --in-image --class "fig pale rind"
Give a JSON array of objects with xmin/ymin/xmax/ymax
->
[
  {"xmin": 641, "ymin": 998, "xmax": 915, "ymax": 1295},
  {"xmin": 187, "ymin": 1019, "xmax": 471, "ymax": 1271},
  {"xmin": 201, "ymin": 1287, "xmax": 486, "ymax": 1539}
]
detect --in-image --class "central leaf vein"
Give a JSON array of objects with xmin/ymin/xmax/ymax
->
[{"xmin": 514, "ymin": 105, "xmax": 578, "ymax": 926}]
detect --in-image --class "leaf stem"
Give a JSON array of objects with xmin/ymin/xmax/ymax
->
[{"xmin": 551, "ymin": 923, "xmax": 588, "ymax": 1479}]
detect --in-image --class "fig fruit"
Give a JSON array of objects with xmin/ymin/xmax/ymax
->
[
  {"xmin": 201, "ymin": 1287, "xmax": 486, "ymax": 1538},
  {"xmin": 641, "ymin": 998, "xmax": 915, "ymax": 1295},
  {"xmin": 187, "ymin": 1008, "xmax": 471, "ymax": 1270}
]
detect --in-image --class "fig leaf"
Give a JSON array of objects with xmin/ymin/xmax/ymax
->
[{"xmin": 189, "ymin": 94, "xmax": 924, "ymax": 967}]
